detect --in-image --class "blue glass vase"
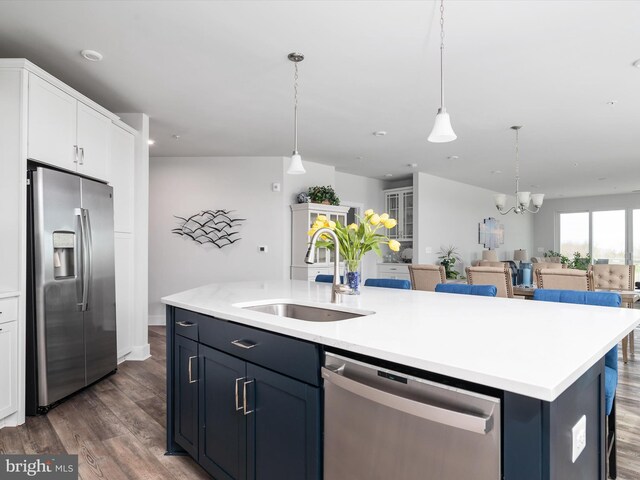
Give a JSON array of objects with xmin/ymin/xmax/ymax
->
[{"xmin": 346, "ymin": 270, "xmax": 361, "ymax": 295}]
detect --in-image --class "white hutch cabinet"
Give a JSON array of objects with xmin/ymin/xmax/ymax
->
[
  {"xmin": 384, "ymin": 187, "xmax": 413, "ymax": 241},
  {"xmin": 290, "ymin": 203, "xmax": 350, "ymax": 281}
]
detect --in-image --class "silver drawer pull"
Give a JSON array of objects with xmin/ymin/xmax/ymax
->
[
  {"xmin": 176, "ymin": 321, "xmax": 195, "ymax": 327},
  {"xmin": 243, "ymin": 379, "xmax": 254, "ymax": 415},
  {"xmin": 231, "ymin": 339, "xmax": 257, "ymax": 349},
  {"xmin": 235, "ymin": 377, "xmax": 246, "ymax": 411},
  {"xmin": 188, "ymin": 356, "xmax": 197, "ymax": 383}
]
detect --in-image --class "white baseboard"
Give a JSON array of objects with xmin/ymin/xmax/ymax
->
[
  {"xmin": 148, "ymin": 314, "xmax": 166, "ymax": 326},
  {"xmin": 0, "ymin": 411, "xmax": 19, "ymax": 429},
  {"xmin": 126, "ymin": 343, "xmax": 151, "ymax": 361}
]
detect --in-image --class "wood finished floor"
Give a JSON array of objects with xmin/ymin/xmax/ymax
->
[{"xmin": 1, "ymin": 326, "xmax": 640, "ymax": 479}]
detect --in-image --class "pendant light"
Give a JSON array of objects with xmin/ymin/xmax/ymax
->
[
  {"xmin": 428, "ymin": 0, "xmax": 457, "ymax": 143},
  {"xmin": 287, "ymin": 52, "xmax": 306, "ymax": 175},
  {"xmin": 493, "ymin": 126, "xmax": 545, "ymax": 215}
]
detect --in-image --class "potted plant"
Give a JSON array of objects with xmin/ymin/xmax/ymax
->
[
  {"xmin": 569, "ymin": 252, "xmax": 592, "ymax": 270},
  {"xmin": 309, "ymin": 209, "xmax": 399, "ymax": 293},
  {"xmin": 438, "ymin": 245, "xmax": 462, "ymax": 280},
  {"xmin": 308, "ymin": 185, "xmax": 340, "ymax": 206},
  {"xmin": 544, "ymin": 250, "xmax": 570, "ymax": 265}
]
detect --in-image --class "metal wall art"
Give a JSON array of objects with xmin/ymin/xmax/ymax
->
[
  {"xmin": 172, "ymin": 210, "xmax": 245, "ymax": 248},
  {"xmin": 478, "ymin": 217, "xmax": 504, "ymax": 250}
]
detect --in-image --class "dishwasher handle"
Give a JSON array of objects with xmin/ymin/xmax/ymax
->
[{"xmin": 322, "ymin": 367, "xmax": 494, "ymax": 435}]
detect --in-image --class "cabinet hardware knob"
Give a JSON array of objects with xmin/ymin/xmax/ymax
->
[
  {"xmin": 231, "ymin": 339, "xmax": 257, "ymax": 349},
  {"xmin": 73, "ymin": 145, "xmax": 79, "ymax": 163},
  {"xmin": 188, "ymin": 355, "xmax": 197, "ymax": 383},
  {"xmin": 79, "ymin": 147, "xmax": 85, "ymax": 165}
]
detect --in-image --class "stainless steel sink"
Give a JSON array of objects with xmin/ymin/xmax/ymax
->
[{"xmin": 241, "ymin": 302, "xmax": 372, "ymax": 322}]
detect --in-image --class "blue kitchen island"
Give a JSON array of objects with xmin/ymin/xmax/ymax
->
[{"xmin": 163, "ymin": 280, "xmax": 640, "ymax": 480}]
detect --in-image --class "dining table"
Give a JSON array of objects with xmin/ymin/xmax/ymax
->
[{"xmin": 512, "ymin": 285, "xmax": 640, "ymax": 304}]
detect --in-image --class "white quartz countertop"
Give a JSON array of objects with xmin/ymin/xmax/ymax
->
[{"xmin": 162, "ymin": 280, "xmax": 640, "ymax": 401}]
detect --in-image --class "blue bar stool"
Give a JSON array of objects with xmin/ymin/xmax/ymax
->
[
  {"xmin": 533, "ymin": 289, "xmax": 620, "ymax": 479},
  {"xmin": 434, "ymin": 284, "xmax": 497, "ymax": 297},
  {"xmin": 315, "ymin": 274, "xmax": 344, "ymax": 283},
  {"xmin": 364, "ymin": 278, "xmax": 411, "ymax": 290}
]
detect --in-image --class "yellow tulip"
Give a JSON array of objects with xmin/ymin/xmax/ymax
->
[
  {"xmin": 388, "ymin": 240, "xmax": 401, "ymax": 252},
  {"xmin": 364, "ymin": 209, "xmax": 374, "ymax": 217},
  {"xmin": 327, "ymin": 220, "xmax": 336, "ymax": 229},
  {"xmin": 383, "ymin": 218, "xmax": 397, "ymax": 229},
  {"xmin": 380, "ymin": 213, "xmax": 389, "ymax": 221},
  {"xmin": 313, "ymin": 219, "xmax": 324, "ymax": 229},
  {"xmin": 369, "ymin": 214, "xmax": 381, "ymax": 225},
  {"xmin": 316, "ymin": 215, "xmax": 327, "ymax": 222},
  {"xmin": 307, "ymin": 227, "xmax": 318, "ymax": 237},
  {"xmin": 348, "ymin": 223, "xmax": 358, "ymax": 230}
]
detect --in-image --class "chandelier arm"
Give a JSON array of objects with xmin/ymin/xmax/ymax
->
[
  {"xmin": 524, "ymin": 206, "xmax": 541, "ymax": 214},
  {"xmin": 496, "ymin": 206, "xmax": 515, "ymax": 216}
]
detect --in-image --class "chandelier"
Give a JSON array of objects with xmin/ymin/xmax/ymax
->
[{"xmin": 493, "ymin": 126, "xmax": 544, "ymax": 215}]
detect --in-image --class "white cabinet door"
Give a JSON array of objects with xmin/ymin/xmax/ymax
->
[
  {"xmin": 110, "ymin": 125, "xmax": 135, "ymax": 233},
  {"xmin": 27, "ymin": 74, "xmax": 77, "ymax": 171},
  {"xmin": 0, "ymin": 321, "xmax": 17, "ymax": 419},
  {"xmin": 77, "ymin": 101, "xmax": 111, "ymax": 181},
  {"xmin": 114, "ymin": 234, "xmax": 134, "ymax": 360}
]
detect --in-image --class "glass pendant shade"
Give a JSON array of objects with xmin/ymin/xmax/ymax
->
[
  {"xmin": 531, "ymin": 193, "xmax": 545, "ymax": 208},
  {"xmin": 493, "ymin": 194, "xmax": 507, "ymax": 209},
  {"xmin": 287, "ymin": 152, "xmax": 305, "ymax": 175},
  {"xmin": 517, "ymin": 191, "xmax": 531, "ymax": 207},
  {"xmin": 428, "ymin": 108, "xmax": 457, "ymax": 143}
]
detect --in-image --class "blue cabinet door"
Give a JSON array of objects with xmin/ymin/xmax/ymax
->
[
  {"xmin": 199, "ymin": 344, "xmax": 248, "ymax": 480},
  {"xmin": 246, "ymin": 363, "xmax": 321, "ymax": 480},
  {"xmin": 174, "ymin": 334, "xmax": 199, "ymax": 458}
]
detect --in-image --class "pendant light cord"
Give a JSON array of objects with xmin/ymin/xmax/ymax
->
[
  {"xmin": 293, "ymin": 62, "xmax": 299, "ymax": 153},
  {"xmin": 515, "ymin": 128, "xmax": 520, "ymax": 194},
  {"xmin": 439, "ymin": 0, "xmax": 445, "ymax": 109}
]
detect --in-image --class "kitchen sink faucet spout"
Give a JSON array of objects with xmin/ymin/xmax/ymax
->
[{"xmin": 305, "ymin": 228, "xmax": 352, "ymax": 303}]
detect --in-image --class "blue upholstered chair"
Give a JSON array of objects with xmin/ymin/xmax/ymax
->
[
  {"xmin": 364, "ymin": 278, "xmax": 411, "ymax": 290},
  {"xmin": 315, "ymin": 274, "xmax": 344, "ymax": 283},
  {"xmin": 533, "ymin": 289, "xmax": 620, "ymax": 478},
  {"xmin": 434, "ymin": 283, "xmax": 497, "ymax": 297}
]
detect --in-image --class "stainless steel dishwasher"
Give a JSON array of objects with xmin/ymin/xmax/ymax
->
[{"xmin": 323, "ymin": 353, "xmax": 501, "ymax": 480}]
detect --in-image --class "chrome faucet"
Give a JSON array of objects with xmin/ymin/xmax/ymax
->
[{"xmin": 305, "ymin": 227, "xmax": 352, "ymax": 303}]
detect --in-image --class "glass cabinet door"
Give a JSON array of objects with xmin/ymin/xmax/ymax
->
[
  {"xmin": 386, "ymin": 193, "xmax": 400, "ymax": 239},
  {"xmin": 402, "ymin": 191, "xmax": 413, "ymax": 240}
]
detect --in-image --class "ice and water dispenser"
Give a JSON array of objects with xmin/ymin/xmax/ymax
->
[{"xmin": 52, "ymin": 231, "xmax": 76, "ymax": 279}]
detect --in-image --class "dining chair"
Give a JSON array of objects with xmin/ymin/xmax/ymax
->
[
  {"xmin": 533, "ymin": 289, "xmax": 620, "ymax": 479},
  {"xmin": 531, "ymin": 261, "xmax": 565, "ymax": 270},
  {"xmin": 465, "ymin": 266, "xmax": 514, "ymax": 298},
  {"xmin": 535, "ymin": 268, "xmax": 594, "ymax": 291},
  {"xmin": 315, "ymin": 274, "xmax": 344, "ymax": 283},
  {"xmin": 477, "ymin": 260, "xmax": 507, "ymax": 268},
  {"xmin": 364, "ymin": 278, "xmax": 411, "ymax": 290},
  {"xmin": 434, "ymin": 284, "xmax": 497, "ymax": 297},
  {"xmin": 589, "ymin": 264, "xmax": 635, "ymax": 363},
  {"xmin": 408, "ymin": 264, "xmax": 446, "ymax": 292}
]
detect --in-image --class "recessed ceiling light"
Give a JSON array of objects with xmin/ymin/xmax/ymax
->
[
  {"xmin": 573, "ymin": 162, "xmax": 579, "ymax": 167},
  {"xmin": 530, "ymin": 184, "xmax": 541, "ymax": 188},
  {"xmin": 490, "ymin": 170, "xmax": 502, "ymax": 175},
  {"xmin": 356, "ymin": 156, "xmax": 363, "ymax": 160},
  {"xmin": 598, "ymin": 177, "xmax": 607, "ymax": 181},
  {"xmin": 80, "ymin": 49, "xmax": 103, "ymax": 62},
  {"xmin": 632, "ymin": 59, "xmax": 640, "ymax": 68},
  {"xmin": 172, "ymin": 134, "xmax": 181, "ymax": 140},
  {"xmin": 606, "ymin": 100, "xmax": 618, "ymax": 106},
  {"xmin": 447, "ymin": 155, "xmax": 460, "ymax": 160},
  {"xmin": 148, "ymin": 139, "xmax": 155, "ymax": 145},
  {"xmin": 384, "ymin": 173, "xmax": 393, "ymax": 177},
  {"xmin": 373, "ymin": 131, "xmax": 387, "ymax": 137},
  {"xmin": 408, "ymin": 163, "xmax": 418, "ymax": 168}
]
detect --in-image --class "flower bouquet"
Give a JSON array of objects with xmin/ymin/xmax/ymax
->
[{"xmin": 308, "ymin": 209, "xmax": 400, "ymax": 293}]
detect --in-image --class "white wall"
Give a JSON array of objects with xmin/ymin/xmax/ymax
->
[
  {"xmin": 335, "ymin": 172, "xmax": 386, "ymax": 281},
  {"xmin": 533, "ymin": 192, "xmax": 640, "ymax": 254},
  {"xmin": 413, "ymin": 172, "xmax": 534, "ymax": 273},
  {"xmin": 148, "ymin": 156, "xmax": 286, "ymax": 322}
]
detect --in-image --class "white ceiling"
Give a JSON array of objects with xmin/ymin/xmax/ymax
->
[{"xmin": 0, "ymin": 1, "xmax": 639, "ymax": 198}]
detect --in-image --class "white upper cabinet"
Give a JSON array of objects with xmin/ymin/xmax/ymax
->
[
  {"xmin": 109, "ymin": 124, "xmax": 135, "ymax": 233},
  {"xmin": 27, "ymin": 74, "xmax": 77, "ymax": 171},
  {"xmin": 76, "ymin": 101, "xmax": 111, "ymax": 180},
  {"xmin": 27, "ymin": 73, "xmax": 111, "ymax": 182},
  {"xmin": 384, "ymin": 187, "xmax": 413, "ymax": 241}
]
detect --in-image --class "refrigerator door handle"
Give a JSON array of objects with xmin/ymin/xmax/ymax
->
[
  {"xmin": 83, "ymin": 208, "xmax": 93, "ymax": 311},
  {"xmin": 76, "ymin": 208, "xmax": 91, "ymax": 311}
]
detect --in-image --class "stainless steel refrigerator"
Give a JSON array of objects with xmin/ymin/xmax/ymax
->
[{"xmin": 26, "ymin": 166, "xmax": 117, "ymax": 414}]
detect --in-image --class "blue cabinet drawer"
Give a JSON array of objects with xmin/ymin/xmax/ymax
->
[
  {"xmin": 174, "ymin": 309, "xmax": 200, "ymax": 341},
  {"xmin": 195, "ymin": 313, "xmax": 321, "ymax": 387}
]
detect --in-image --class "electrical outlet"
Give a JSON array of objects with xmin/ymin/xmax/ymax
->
[
  {"xmin": 258, "ymin": 245, "xmax": 268, "ymax": 253},
  {"xmin": 571, "ymin": 415, "xmax": 587, "ymax": 463},
  {"xmin": 272, "ymin": 182, "xmax": 281, "ymax": 192}
]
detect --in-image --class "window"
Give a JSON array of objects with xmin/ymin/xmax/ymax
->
[
  {"xmin": 592, "ymin": 210, "xmax": 626, "ymax": 264},
  {"xmin": 559, "ymin": 212, "xmax": 589, "ymax": 258}
]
